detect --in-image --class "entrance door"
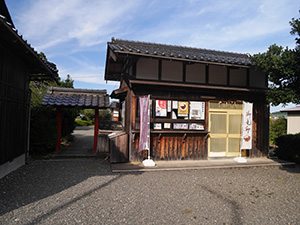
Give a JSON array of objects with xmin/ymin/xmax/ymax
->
[{"xmin": 208, "ymin": 102, "xmax": 242, "ymax": 157}]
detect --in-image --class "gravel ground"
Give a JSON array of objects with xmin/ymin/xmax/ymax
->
[{"xmin": 0, "ymin": 158, "xmax": 300, "ymax": 224}]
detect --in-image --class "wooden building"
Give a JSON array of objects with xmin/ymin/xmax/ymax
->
[
  {"xmin": 105, "ymin": 38, "xmax": 269, "ymax": 163},
  {"xmin": 0, "ymin": 1, "xmax": 58, "ymax": 178},
  {"xmin": 281, "ymin": 106, "xmax": 300, "ymax": 134}
]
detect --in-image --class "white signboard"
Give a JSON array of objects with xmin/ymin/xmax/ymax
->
[
  {"xmin": 172, "ymin": 101, "xmax": 178, "ymax": 109},
  {"xmin": 189, "ymin": 101, "xmax": 205, "ymax": 120},
  {"xmin": 189, "ymin": 123, "xmax": 205, "ymax": 130},
  {"xmin": 240, "ymin": 102, "xmax": 253, "ymax": 149},
  {"xmin": 167, "ymin": 100, "xmax": 172, "ymax": 112}
]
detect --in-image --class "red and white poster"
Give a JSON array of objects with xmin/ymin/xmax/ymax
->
[
  {"xmin": 240, "ymin": 102, "xmax": 253, "ymax": 149},
  {"xmin": 155, "ymin": 100, "xmax": 167, "ymax": 117}
]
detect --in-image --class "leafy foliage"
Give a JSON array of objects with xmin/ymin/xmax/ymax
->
[
  {"xmin": 80, "ymin": 109, "xmax": 95, "ymax": 123},
  {"xmin": 251, "ymin": 12, "xmax": 300, "ymax": 106},
  {"xmin": 78, "ymin": 109, "xmax": 112, "ymax": 125},
  {"xmin": 100, "ymin": 109, "xmax": 112, "ymax": 121},
  {"xmin": 269, "ymin": 117, "xmax": 287, "ymax": 145},
  {"xmin": 30, "ymin": 106, "xmax": 57, "ymax": 153},
  {"xmin": 30, "ymin": 55, "xmax": 78, "ymax": 154},
  {"xmin": 290, "ymin": 11, "xmax": 300, "ymax": 49},
  {"xmin": 275, "ymin": 133, "xmax": 300, "ymax": 163},
  {"xmin": 75, "ymin": 119, "xmax": 93, "ymax": 127}
]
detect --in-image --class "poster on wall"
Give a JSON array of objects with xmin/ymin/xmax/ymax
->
[
  {"xmin": 178, "ymin": 101, "xmax": 189, "ymax": 117},
  {"xmin": 189, "ymin": 101, "xmax": 205, "ymax": 120},
  {"xmin": 155, "ymin": 100, "xmax": 167, "ymax": 117},
  {"xmin": 167, "ymin": 100, "xmax": 172, "ymax": 112},
  {"xmin": 172, "ymin": 100, "xmax": 178, "ymax": 109},
  {"xmin": 173, "ymin": 123, "xmax": 188, "ymax": 130},
  {"xmin": 189, "ymin": 123, "xmax": 205, "ymax": 130},
  {"xmin": 240, "ymin": 101, "xmax": 253, "ymax": 149},
  {"xmin": 154, "ymin": 123, "xmax": 162, "ymax": 129},
  {"xmin": 172, "ymin": 111, "xmax": 177, "ymax": 119},
  {"xmin": 164, "ymin": 123, "xmax": 171, "ymax": 129}
]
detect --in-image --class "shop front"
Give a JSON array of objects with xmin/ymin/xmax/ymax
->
[{"xmin": 105, "ymin": 38, "xmax": 269, "ymax": 163}]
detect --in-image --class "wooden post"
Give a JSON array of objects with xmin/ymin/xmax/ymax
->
[
  {"xmin": 94, "ymin": 108, "xmax": 99, "ymax": 152},
  {"xmin": 55, "ymin": 107, "xmax": 62, "ymax": 152}
]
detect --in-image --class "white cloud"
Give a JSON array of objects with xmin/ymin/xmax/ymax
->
[
  {"xmin": 132, "ymin": 0, "xmax": 298, "ymax": 53},
  {"xmin": 10, "ymin": 0, "xmax": 299, "ymax": 90},
  {"xmin": 17, "ymin": 0, "xmax": 139, "ymax": 50}
]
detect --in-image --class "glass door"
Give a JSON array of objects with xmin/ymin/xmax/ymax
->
[
  {"xmin": 227, "ymin": 113, "xmax": 242, "ymax": 157},
  {"xmin": 209, "ymin": 112, "xmax": 227, "ymax": 157},
  {"xmin": 208, "ymin": 102, "xmax": 242, "ymax": 157}
]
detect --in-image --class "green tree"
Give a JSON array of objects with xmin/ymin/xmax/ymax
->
[
  {"xmin": 269, "ymin": 117, "xmax": 287, "ymax": 145},
  {"xmin": 30, "ymin": 52, "xmax": 78, "ymax": 154},
  {"xmin": 79, "ymin": 109, "xmax": 112, "ymax": 124},
  {"xmin": 251, "ymin": 11, "xmax": 300, "ymax": 106}
]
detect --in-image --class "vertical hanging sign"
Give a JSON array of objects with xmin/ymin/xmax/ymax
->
[
  {"xmin": 139, "ymin": 95, "xmax": 150, "ymax": 152},
  {"xmin": 240, "ymin": 101, "xmax": 253, "ymax": 149}
]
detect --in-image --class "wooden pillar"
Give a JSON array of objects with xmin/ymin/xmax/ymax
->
[
  {"xmin": 55, "ymin": 107, "xmax": 62, "ymax": 152},
  {"xmin": 94, "ymin": 108, "xmax": 99, "ymax": 152}
]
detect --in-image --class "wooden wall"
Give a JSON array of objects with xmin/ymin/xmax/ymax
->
[
  {"xmin": 109, "ymin": 132, "xmax": 128, "ymax": 163},
  {"xmin": 0, "ymin": 45, "xmax": 30, "ymax": 165},
  {"xmin": 115, "ymin": 79, "xmax": 269, "ymax": 162},
  {"xmin": 131, "ymin": 133, "xmax": 207, "ymax": 161}
]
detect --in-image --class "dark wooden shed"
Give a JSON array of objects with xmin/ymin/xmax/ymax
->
[
  {"xmin": 105, "ymin": 38, "xmax": 269, "ymax": 163},
  {"xmin": 0, "ymin": 1, "xmax": 58, "ymax": 178}
]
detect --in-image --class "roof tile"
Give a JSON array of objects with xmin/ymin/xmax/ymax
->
[
  {"xmin": 108, "ymin": 38, "xmax": 252, "ymax": 65},
  {"xmin": 42, "ymin": 87, "xmax": 110, "ymax": 108}
]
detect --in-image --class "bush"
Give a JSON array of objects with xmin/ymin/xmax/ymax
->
[
  {"xmin": 99, "ymin": 109, "xmax": 111, "ymax": 121},
  {"xmin": 75, "ymin": 119, "xmax": 93, "ymax": 126},
  {"xmin": 80, "ymin": 109, "xmax": 95, "ymax": 122},
  {"xmin": 77, "ymin": 109, "xmax": 112, "ymax": 126},
  {"xmin": 61, "ymin": 108, "xmax": 78, "ymax": 137},
  {"xmin": 30, "ymin": 106, "xmax": 57, "ymax": 154},
  {"xmin": 30, "ymin": 106, "xmax": 78, "ymax": 155},
  {"xmin": 269, "ymin": 117, "xmax": 287, "ymax": 145},
  {"xmin": 275, "ymin": 133, "xmax": 300, "ymax": 163}
]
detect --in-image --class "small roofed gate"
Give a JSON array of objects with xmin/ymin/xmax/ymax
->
[{"xmin": 42, "ymin": 87, "xmax": 110, "ymax": 152}]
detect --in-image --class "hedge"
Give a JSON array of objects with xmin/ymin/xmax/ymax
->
[
  {"xmin": 275, "ymin": 133, "xmax": 300, "ymax": 163},
  {"xmin": 75, "ymin": 119, "xmax": 93, "ymax": 126},
  {"xmin": 30, "ymin": 106, "xmax": 78, "ymax": 155}
]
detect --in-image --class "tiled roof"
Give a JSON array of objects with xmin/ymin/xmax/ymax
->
[
  {"xmin": 0, "ymin": 0, "xmax": 14, "ymax": 27},
  {"xmin": 0, "ymin": 12, "xmax": 58, "ymax": 80},
  {"xmin": 42, "ymin": 87, "xmax": 110, "ymax": 108},
  {"xmin": 281, "ymin": 106, "xmax": 300, "ymax": 112},
  {"xmin": 108, "ymin": 38, "xmax": 252, "ymax": 65}
]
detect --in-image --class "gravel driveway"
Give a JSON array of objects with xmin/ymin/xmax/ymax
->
[{"xmin": 0, "ymin": 158, "xmax": 299, "ymax": 224}]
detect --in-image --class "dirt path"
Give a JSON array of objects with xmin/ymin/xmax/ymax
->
[{"xmin": 53, "ymin": 126, "xmax": 95, "ymax": 157}]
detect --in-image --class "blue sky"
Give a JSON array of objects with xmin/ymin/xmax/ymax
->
[{"xmin": 5, "ymin": 0, "xmax": 300, "ymax": 112}]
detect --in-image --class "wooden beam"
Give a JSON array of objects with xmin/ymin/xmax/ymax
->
[
  {"xmin": 109, "ymin": 48, "xmax": 117, "ymax": 62},
  {"xmin": 94, "ymin": 108, "xmax": 99, "ymax": 152},
  {"xmin": 129, "ymin": 79, "xmax": 266, "ymax": 92},
  {"xmin": 55, "ymin": 107, "xmax": 62, "ymax": 152}
]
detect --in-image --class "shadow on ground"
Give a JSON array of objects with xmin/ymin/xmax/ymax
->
[
  {"xmin": 0, "ymin": 158, "xmax": 143, "ymax": 218},
  {"xmin": 0, "ymin": 126, "xmax": 142, "ymax": 218}
]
